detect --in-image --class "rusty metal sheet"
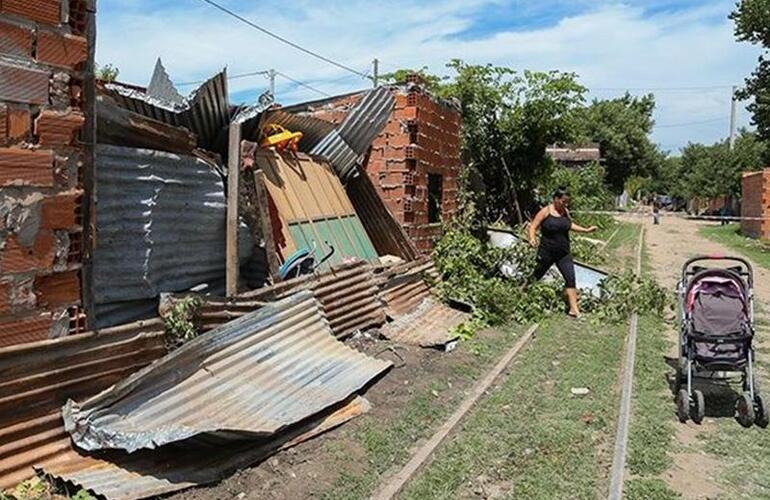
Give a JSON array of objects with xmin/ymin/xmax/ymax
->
[
  {"xmin": 379, "ymin": 272, "xmax": 432, "ymax": 318},
  {"xmin": 0, "ymin": 319, "xmax": 166, "ymax": 489},
  {"xmin": 380, "ymin": 298, "xmax": 466, "ymax": 348},
  {"xmin": 64, "ymin": 291, "xmax": 391, "ymax": 452},
  {"xmin": 197, "ymin": 260, "xmax": 386, "ymax": 338},
  {"xmin": 43, "ymin": 396, "xmax": 370, "ymax": 500},
  {"xmin": 346, "ymin": 172, "xmax": 418, "ymax": 262}
]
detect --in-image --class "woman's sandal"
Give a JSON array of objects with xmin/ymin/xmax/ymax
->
[{"xmin": 567, "ymin": 312, "xmax": 582, "ymax": 320}]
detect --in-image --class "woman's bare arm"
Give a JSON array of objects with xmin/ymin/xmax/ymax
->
[
  {"xmin": 528, "ymin": 207, "xmax": 549, "ymax": 245},
  {"xmin": 571, "ymin": 222, "xmax": 598, "ymax": 233}
]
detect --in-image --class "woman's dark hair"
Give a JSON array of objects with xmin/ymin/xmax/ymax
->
[{"xmin": 552, "ymin": 186, "xmax": 570, "ymax": 199}]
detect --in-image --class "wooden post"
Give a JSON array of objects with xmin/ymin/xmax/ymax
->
[{"xmin": 226, "ymin": 122, "xmax": 242, "ymax": 297}]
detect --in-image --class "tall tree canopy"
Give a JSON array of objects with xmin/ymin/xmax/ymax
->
[
  {"xmin": 731, "ymin": 0, "xmax": 770, "ymax": 148},
  {"xmin": 575, "ymin": 94, "xmax": 664, "ymax": 192}
]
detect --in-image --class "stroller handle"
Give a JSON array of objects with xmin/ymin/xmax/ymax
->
[{"xmin": 681, "ymin": 255, "xmax": 753, "ymax": 287}]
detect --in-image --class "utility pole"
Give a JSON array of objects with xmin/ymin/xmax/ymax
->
[
  {"xmin": 729, "ymin": 85, "xmax": 738, "ymax": 150},
  {"xmin": 268, "ymin": 69, "xmax": 276, "ymax": 99},
  {"xmin": 373, "ymin": 58, "xmax": 379, "ymax": 88}
]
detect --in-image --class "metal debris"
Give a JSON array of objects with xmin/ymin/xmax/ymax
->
[
  {"xmin": 146, "ymin": 58, "xmax": 184, "ymax": 105},
  {"xmin": 380, "ymin": 297, "xmax": 466, "ymax": 349},
  {"xmin": 64, "ymin": 291, "xmax": 391, "ymax": 452}
]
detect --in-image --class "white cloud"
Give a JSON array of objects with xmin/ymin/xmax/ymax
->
[{"xmin": 96, "ymin": 0, "xmax": 762, "ymax": 150}]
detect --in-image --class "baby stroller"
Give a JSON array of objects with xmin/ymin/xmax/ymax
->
[{"xmin": 676, "ymin": 255, "xmax": 768, "ymax": 427}]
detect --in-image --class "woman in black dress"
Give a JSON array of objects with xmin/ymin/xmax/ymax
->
[{"xmin": 528, "ymin": 187, "xmax": 597, "ymax": 318}]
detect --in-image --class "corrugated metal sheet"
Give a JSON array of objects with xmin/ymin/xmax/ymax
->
[
  {"xmin": 346, "ymin": 170, "xmax": 418, "ymax": 261},
  {"xmin": 43, "ymin": 396, "xmax": 370, "ymax": 500},
  {"xmin": 380, "ymin": 297, "xmax": 465, "ymax": 348},
  {"xmin": 0, "ymin": 319, "xmax": 166, "ymax": 489},
  {"xmin": 310, "ymin": 87, "xmax": 395, "ymax": 180},
  {"xmin": 93, "ymin": 144, "xmax": 253, "ymax": 328},
  {"xmin": 379, "ymin": 271, "xmax": 432, "ymax": 318},
  {"xmin": 146, "ymin": 58, "xmax": 184, "ymax": 105},
  {"xmin": 64, "ymin": 290, "xmax": 391, "ymax": 453},
  {"xmin": 255, "ymin": 150, "xmax": 378, "ymax": 268},
  {"xmin": 104, "ymin": 69, "xmax": 230, "ymax": 150},
  {"xmin": 486, "ymin": 227, "xmax": 608, "ymax": 296},
  {"xmin": 196, "ymin": 260, "xmax": 386, "ymax": 338}
]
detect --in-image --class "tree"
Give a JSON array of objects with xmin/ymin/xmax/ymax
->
[
  {"xmin": 438, "ymin": 60, "xmax": 586, "ymax": 222},
  {"xmin": 731, "ymin": 0, "xmax": 770, "ymax": 150},
  {"xmin": 575, "ymin": 93, "xmax": 664, "ymax": 192},
  {"xmin": 677, "ymin": 130, "xmax": 766, "ymax": 200}
]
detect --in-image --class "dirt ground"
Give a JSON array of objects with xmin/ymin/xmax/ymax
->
[
  {"xmin": 638, "ymin": 215, "xmax": 770, "ymax": 499},
  {"xmin": 169, "ymin": 328, "xmax": 512, "ymax": 500}
]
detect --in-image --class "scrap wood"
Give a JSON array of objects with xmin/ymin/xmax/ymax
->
[
  {"xmin": 42, "ymin": 396, "xmax": 371, "ymax": 500},
  {"xmin": 372, "ymin": 324, "xmax": 539, "ymax": 500}
]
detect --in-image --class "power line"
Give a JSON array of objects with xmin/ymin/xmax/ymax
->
[
  {"xmin": 198, "ymin": 0, "xmax": 370, "ymax": 80},
  {"xmin": 176, "ymin": 69, "xmax": 271, "ymax": 87},
  {"xmin": 276, "ymin": 71, "xmax": 332, "ymax": 97},
  {"xmin": 655, "ymin": 117, "xmax": 727, "ymax": 128}
]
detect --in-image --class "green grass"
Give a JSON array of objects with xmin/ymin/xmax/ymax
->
[
  {"xmin": 401, "ymin": 315, "xmax": 628, "ymax": 499},
  {"xmin": 602, "ymin": 222, "xmax": 641, "ymax": 273},
  {"xmin": 699, "ymin": 223, "xmax": 770, "ymax": 271},
  {"xmin": 625, "ymin": 478, "xmax": 681, "ymax": 500},
  {"xmin": 319, "ymin": 327, "xmax": 522, "ymax": 500}
]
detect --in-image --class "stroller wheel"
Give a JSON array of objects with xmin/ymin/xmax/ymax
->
[
  {"xmin": 755, "ymin": 394, "xmax": 769, "ymax": 428},
  {"xmin": 692, "ymin": 390, "xmax": 705, "ymax": 424},
  {"xmin": 736, "ymin": 392, "xmax": 755, "ymax": 428},
  {"xmin": 676, "ymin": 389, "xmax": 690, "ymax": 423}
]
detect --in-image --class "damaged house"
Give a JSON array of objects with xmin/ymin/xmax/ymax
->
[{"xmin": 0, "ymin": 3, "xmax": 471, "ymax": 497}]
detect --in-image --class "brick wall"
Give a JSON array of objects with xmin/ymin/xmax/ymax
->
[
  {"xmin": 0, "ymin": 1, "xmax": 92, "ymax": 347},
  {"xmin": 298, "ymin": 80, "xmax": 462, "ymax": 254},
  {"xmin": 741, "ymin": 170, "xmax": 770, "ymax": 239}
]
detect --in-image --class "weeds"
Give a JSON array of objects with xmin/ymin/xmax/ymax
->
[{"xmin": 163, "ymin": 295, "xmax": 203, "ymax": 348}]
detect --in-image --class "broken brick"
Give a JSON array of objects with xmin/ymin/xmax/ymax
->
[
  {"xmin": 0, "ymin": 148, "xmax": 55, "ymax": 187},
  {"xmin": 0, "ymin": 313, "xmax": 53, "ymax": 348},
  {"xmin": 40, "ymin": 189, "xmax": 82, "ymax": 229},
  {"xmin": 36, "ymin": 31, "xmax": 87, "ymax": 69},
  {"xmin": 35, "ymin": 109, "xmax": 84, "ymax": 146},
  {"xmin": 0, "ymin": 19, "xmax": 34, "ymax": 58},
  {"xmin": 6, "ymin": 106, "xmax": 31, "ymax": 141},
  {"xmin": 1, "ymin": 0, "xmax": 62, "ymax": 26},
  {"xmin": 35, "ymin": 270, "xmax": 80, "ymax": 307},
  {"xmin": 0, "ymin": 231, "xmax": 56, "ymax": 273}
]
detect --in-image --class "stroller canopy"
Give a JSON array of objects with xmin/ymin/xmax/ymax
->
[{"xmin": 686, "ymin": 270, "xmax": 748, "ymax": 336}]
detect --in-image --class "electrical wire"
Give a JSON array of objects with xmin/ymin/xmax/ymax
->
[
  {"xmin": 590, "ymin": 85, "xmax": 735, "ymax": 92},
  {"xmin": 176, "ymin": 69, "xmax": 271, "ymax": 87},
  {"xmin": 655, "ymin": 117, "xmax": 727, "ymax": 128},
  {"xmin": 199, "ymin": 0, "xmax": 371, "ymax": 80},
  {"xmin": 276, "ymin": 71, "xmax": 332, "ymax": 97}
]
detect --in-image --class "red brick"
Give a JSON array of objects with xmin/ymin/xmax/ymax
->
[
  {"xmin": 1, "ymin": 0, "xmax": 61, "ymax": 26},
  {"xmin": 34, "ymin": 109, "xmax": 84, "ymax": 145},
  {"xmin": 40, "ymin": 189, "xmax": 81, "ymax": 229},
  {"xmin": 36, "ymin": 31, "xmax": 87, "ymax": 68},
  {"xmin": 0, "ymin": 313, "xmax": 53, "ymax": 348},
  {"xmin": 0, "ymin": 148, "xmax": 54, "ymax": 186},
  {"xmin": 0, "ymin": 20, "xmax": 33, "ymax": 58},
  {"xmin": 0, "ymin": 282, "xmax": 10, "ymax": 315},
  {"xmin": 0, "ymin": 231, "xmax": 55, "ymax": 273},
  {"xmin": 0, "ymin": 63, "xmax": 50, "ymax": 105},
  {"xmin": 0, "ymin": 105, "xmax": 7, "ymax": 139},
  {"xmin": 35, "ymin": 270, "xmax": 79, "ymax": 307},
  {"xmin": 6, "ymin": 106, "xmax": 30, "ymax": 141}
]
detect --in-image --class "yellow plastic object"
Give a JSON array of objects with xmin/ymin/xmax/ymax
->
[{"xmin": 260, "ymin": 123, "xmax": 303, "ymax": 152}]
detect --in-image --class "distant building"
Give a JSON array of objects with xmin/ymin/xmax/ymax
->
[{"xmin": 546, "ymin": 143, "xmax": 602, "ymax": 168}]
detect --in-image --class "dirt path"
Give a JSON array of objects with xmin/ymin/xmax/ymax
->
[{"xmin": 637, "ymin": 215, "xmax": 770, "ymax": 499}]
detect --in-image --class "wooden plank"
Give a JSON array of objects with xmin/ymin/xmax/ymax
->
[
  {"xmin": 226, "ymin": 122, "xmax": 242, "ymax": 297},
  {"xmin": 372, "ymin": 324, "xmax": 540, "ymax": 500},
  {"xmin": 253, "ymin": 170, "xmax": 283, "ymax": 281}
]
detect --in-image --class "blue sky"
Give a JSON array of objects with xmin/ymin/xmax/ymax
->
[{"xmin": 96, "ymin": 0, "xmax": 762, "ymax": 152}]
